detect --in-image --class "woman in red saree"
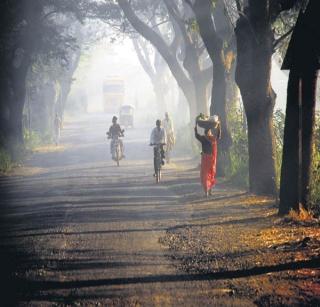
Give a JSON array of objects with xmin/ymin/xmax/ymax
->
[{"xmin": 195, "ymin": 124, "xmax": 219, "ymax": 197}]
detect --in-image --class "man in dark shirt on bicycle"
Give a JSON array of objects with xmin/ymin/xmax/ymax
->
[{"xmin": 107, "ymin": 116, "xmax": 124, "ymax": 159}]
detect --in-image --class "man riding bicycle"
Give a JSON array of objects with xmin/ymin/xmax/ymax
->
[
  {"xmin": 150, "ymin": 119, "xmax": 167, "ymax": 176},
  {"xmin": 107, "ymin": 116, "xmax": 124, "ymax": 160}
]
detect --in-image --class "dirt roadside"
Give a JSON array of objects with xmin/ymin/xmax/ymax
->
[{"xmin": 160, "ymin": 191, "xmax": 320, "ymax": 306}]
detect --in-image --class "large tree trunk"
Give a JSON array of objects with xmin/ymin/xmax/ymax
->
[
  {"xmin": 235, "ymin": 3, "xmax": 277, "ymax": 195},
  {"xmin": 235, "ymin": 1, "xmax": 276, "ymax": 195},
  {"xmin": 301, "ymin": 71, "xmax": 318, "ymax": 207},
  {"xmin": 190, "ymin": 0, "xmax": 233, "ymax": 175},
  {"xmin": 279, "ymin": 69, "xmax": 318, "ymax": 214},
  {"xmin": 0, "ymin": 74, "xmax": 11, "ymax": 140},
  {"xmin": 211, "ymin": 53, "xmax": 232, "ymax": 176},
  {"xmin": 245, "ymin": 93, "xmax": 276, "ymax": 194},
  {"xmin": 8, "ymin": 97, "xmax": 25, "ymax": 146},
  {"xmin": 279, "ymin": 70, "xmax": 300, "ymax": 213},
  {"xmin": 6, "ymin": 55, "xmax": 30, "ymax": 149},
  {"xmin": 194, "ymin": 76, "xmax": 208, "ymax": 115},
  {"xmin": 59, "ymin": 50, "xmax": 81, "ymax": 117}
]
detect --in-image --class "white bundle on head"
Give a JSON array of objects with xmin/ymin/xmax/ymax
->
[{"xmin": 209, "ymin": 115, "xmax": 219, "ymax": 123}]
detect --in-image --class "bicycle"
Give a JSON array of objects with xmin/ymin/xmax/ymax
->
[
  {"xmin": 107, "ymin": 132, "xmax": 124, "ymax": 167},
  {"xmin": 151, "ymin": 143, "xmax": 165, "ymax": 183}
]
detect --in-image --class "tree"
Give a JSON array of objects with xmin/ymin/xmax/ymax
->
[
  {"xmin": 117, "ymin": 0, "xmax": 213, "ymax": 120},
  {"xmin": 0, "ymin": 1, "xmax": 40, "ymax": 146},
  {"xmin": 132, "ymin": 38, "xmax": 170, "ymax": 116},
  {"xmin": 233, "ymin": 0, "xmax": 300, "ymax": 195},
  {"xmin": 279, "ymin": 0, "xmax": 320, "ymax": 214},
  {"xmin": 0, "ymin": 0, "xmax": 95, "ymax": 151},
  {"xmin": 184, "ymin": 0, "xmax": 234, "ymax": 175},
  {"xmin": 115, "ymin": 0, "xmax": 240, "ymax": 174},
  {"xmin": 25, "ymin": 15, "xmax": 85, "ymax": 137}
]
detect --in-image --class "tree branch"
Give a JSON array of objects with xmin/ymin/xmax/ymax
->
[
  {"xmin": 191, "ymin": 0, "xmax": 222, "ymax": 62},
  {"xmin": 117, "ymin": 0, "xmax": 193, "ymax": 99},
  {"xmin": 273, "ymin": 26, "xmax": 294, "ymax": 51},
  {"xmin": 132, "ymin": 38, "xmax": 156, "ymax": 82},
  {"xmin": 235, "ymin": 0, "xmax": 242, "ymax": 12},
  {"xmin": 163, "ymin": 0, "xmax": 189, "ymax": 44},
  {"xmin": 41, "ymin": 10, "xmax": 59, "ymax": 21},
  {"xmin": 184, "ymin": 0, "xmax": 193, "ymax": 7}
]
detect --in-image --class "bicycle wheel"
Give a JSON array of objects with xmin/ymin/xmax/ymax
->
[
  {"xmin": 156, "ymin": 169, "xmax": 161, "ymax": 183},
  {"xmin": 116, "ymin": 146, "xmax": 120, "ymax": 166}
]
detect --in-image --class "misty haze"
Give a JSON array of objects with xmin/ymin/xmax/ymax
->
[{"xmin": 0, "ymin": 1, "xmax": 319, "ymax": 306}]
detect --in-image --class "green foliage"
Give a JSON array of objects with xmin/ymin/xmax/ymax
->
[
  {"xmin": 0, "ymin": 148, "xmax": 12, "ymax": 173},
  {"xmin": 0, "ymin": 128, "xmax": 55, "ymax": 174},
  {"xmin": 310, "ymin": 150, "xmax": 320, "ymax": 215},
  {"xmin": 273, "ymin": 109, "xmax": 285, "ymax": 188},
  {"xmin": 226, "ymin": 107, "xmax": 285, "ymax": 190},
  {"xmin": 273, "ymin": 5, "xmax": 300, "ymax": 59},
  {"xmin": 186, "ymin": 18, "xmax": 199, "ymax": 34},
  {"xmin": 310, "ymin": 112, "xmax": 320, "ymax": 216},
  {"xmin": 24, "ymin": 129, "xmax": 42, "ymax": 150},
  {"xmin": 227, "ymin": 106, "xmax": 249, "ymax": 187},
  {"xmin": 0, "ymin": 133, "xmax": 14, "ymax": 172},
  {"xmin": 24, "ymin": 128, "xmax": 53, "ymax": 151}
]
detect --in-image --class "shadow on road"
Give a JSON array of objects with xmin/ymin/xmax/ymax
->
[{"xmin": 18, "ymin": 258, "xmax": 319, "ymax": 293}]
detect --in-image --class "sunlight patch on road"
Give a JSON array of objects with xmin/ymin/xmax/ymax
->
[
  {"xmin": 7, "ymin": 166, "xmax": 47, "ymax": 177},
  {"xmin": 33, "ymin": 144, "xmax": 69, "ymax": 153}
]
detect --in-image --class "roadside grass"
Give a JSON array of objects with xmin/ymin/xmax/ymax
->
[
  {"xmin": 0, "ymin": 129, "xmax": 62, "ymax": 174},
  {"xmin": 33, "ymin": 144, "xmax": 66, "ymax": 153},
  {"xmin": 0, "ymin": 148, "xmax": 12, "ymax": 173}
]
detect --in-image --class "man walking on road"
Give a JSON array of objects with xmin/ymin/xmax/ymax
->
[{"xmin": 163, "ymin": 112, "xmax": 175, "ymax": 163}]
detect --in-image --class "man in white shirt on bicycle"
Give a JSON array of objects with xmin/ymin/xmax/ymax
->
[{"xmin": 150, "ymin": 119, "xmax": 167, "ymax": 175}]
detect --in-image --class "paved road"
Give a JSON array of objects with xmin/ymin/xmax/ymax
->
[{"xmin": 0, "ymin": 114, "xmax": 246, "ymax": 306}]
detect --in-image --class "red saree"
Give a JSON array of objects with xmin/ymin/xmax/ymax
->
[{"xmin": 200, "ymin": 138, "xmax": 217, "ymax": 192}]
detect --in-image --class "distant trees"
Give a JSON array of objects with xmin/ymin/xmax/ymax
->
[
  {"xmin": 116, "ymin": 0, "xmax": 235, "ymax": 174},
  {"xmin": 0, "ymin": 0, "xmax": 94, "ymax": 152},
  {"xmin": 25, "ymin": 17, "xmax": 82, "ymax": 137},
  {"xmin": 117, "ymin": 0, "xmax": 212, "ymax": 120},
  {"xmin": 2, "ymin": 0, "xmax": 318, "ymax": 215},
  {"xmin": 132, "ymin": 38, "xmax": 171, "ymax": 116},
  {"xmin": 0, "ymin": 1, "xmax": 41, "ymax": 146}
]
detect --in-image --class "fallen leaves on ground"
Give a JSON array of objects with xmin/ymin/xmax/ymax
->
[{"xmin": 160, "ymin": 193, "xmax": 320, "ymax": 305}]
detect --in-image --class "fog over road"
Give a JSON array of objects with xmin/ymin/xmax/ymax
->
[{"xmin": 1, "ymin": 114, "xmax": 247, "ymax": 306}]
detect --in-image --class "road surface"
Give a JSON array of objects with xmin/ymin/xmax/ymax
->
[{"xmin": 0, "ymin": 114, "xmax": 251, "ymax": 306}]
